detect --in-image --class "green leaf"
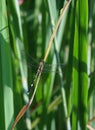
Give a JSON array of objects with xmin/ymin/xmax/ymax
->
[{"xmin": 0, "ymin": 1, "xmax": 14, "ymax": 130}]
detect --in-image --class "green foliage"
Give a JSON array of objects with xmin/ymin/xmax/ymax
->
[
  {"xmin": 0, "ymin": 0, "xmax": 14, "ymax": 130},
  {"xmin": 0, "ymin": 0, "xmax": 95, "ymax": 130}
]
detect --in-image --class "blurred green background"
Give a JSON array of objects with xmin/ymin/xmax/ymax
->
[{"xmin": 0, "ymin": 0, "xmax": 95, "ymax": 130}]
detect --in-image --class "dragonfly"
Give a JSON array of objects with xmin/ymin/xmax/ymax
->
[
  {"xmin": 27, "ymin": 60, "xmax": 44, "ymax": 94},
  {"xmin": 20, "ymin": 51, "xmax": 65, "ymax": 94},
  {"xmin": 28, "ymin": 61, "xmax": 65, "ymax": 94}
]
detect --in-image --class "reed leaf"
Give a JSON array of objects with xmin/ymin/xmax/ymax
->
[{"xmin": 0, "ymin": 0, "xmax": 14, "ymax": 130}]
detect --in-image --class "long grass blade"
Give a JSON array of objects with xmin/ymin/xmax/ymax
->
[{"xmin": 0, "ymin": 0, "xmax": 14, "ymax": 130}]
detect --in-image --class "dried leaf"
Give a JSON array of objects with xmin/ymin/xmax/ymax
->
[{"xmin": 11, "ymin": 104, "xmax": 29, "ymax": 130}]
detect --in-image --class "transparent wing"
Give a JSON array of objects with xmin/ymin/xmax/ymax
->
[{"xmin": 20, "ymin": 50, "xmax": 65, "ymax": 73}]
